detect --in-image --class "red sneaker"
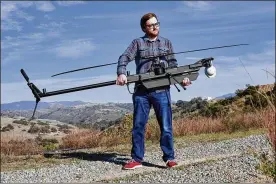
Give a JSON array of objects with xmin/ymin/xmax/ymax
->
[
  {"xmin": 122, "ymin": 160, "xmax": 142, "ymax": 170},
  {"xmin": 166, "ymin": 160, "xmax": 178, "ymax": 168}
]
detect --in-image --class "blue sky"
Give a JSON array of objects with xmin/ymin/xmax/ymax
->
[{"xmin": 1, "ymin": 1, "xmax": 275, "ymax": 103}]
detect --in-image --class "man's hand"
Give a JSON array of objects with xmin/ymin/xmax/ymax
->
[
  {"xmin": 182, "ymin": 77, "xmax": 192, "ymax": 86},
  {"xmin": 116, "ymin": 74, "xmax": 127, "ymax": 86}
]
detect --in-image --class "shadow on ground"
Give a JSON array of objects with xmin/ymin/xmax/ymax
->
[{"xmin": 43, "ymin": 149, "xmax": 166, "ymax": 169}]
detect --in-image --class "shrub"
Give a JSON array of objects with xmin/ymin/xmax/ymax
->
[
  {"xmin": 57, "ymin": 124, "xmax": 72, "ymax": 133},
  {"xmin": 51, "ymin": 127, "xmax": 57, "ymax": 132},
  {"xmin": 43, "ymin": 143, "xmax": 58, "ymax": 151},
  {"xmin": 40, "ymin": 125, "xmax": 51, "ymax": 133},
  {"xmin": 28, "ymin": 125, "xmax": 40, "ymax": 134},
  {"xmin": 201, "ymin": 103, "xmax": 225, "ymax": 118},
  {"xmin": 12, "ymin": 119, "xmax": 29, "ymax": 126},
  {"xmin": 40, "ymin": 138, "xmax": 59, "ymax": 147},
  {"xmin": 1, "ymin": 124, "xmax": 14, "ymax": 132},
  {"xmin": 37, "ymin": 120, "xmax": 48, "ymax": 126},
  {"xmin": 34, "ymin": 136, "xmax": 59, "ymax": 151},
  {"xmin": 62, "ymin": 129, "xmax": 71, "ymax": 134}
]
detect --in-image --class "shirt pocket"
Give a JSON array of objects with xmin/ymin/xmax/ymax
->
[
  {"xmin": 138, "ymin": 47, "xmax": 150, "ymax": 58},
  {"xmin": 158, "ymin": 46, "xmax": 169, "ymax": 55},
  {"xmin": 158, "ymin": 47, "xmax": 170, "ymax": 63}
]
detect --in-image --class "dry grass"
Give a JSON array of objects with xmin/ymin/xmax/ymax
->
[
  {"xmin": 60, "ymin": 129, "xmax": 102, "ymax": 149},
  {"xmin": 173, "ymin": 116, "xmax": 224, "ymax": 136},
  {"xmin": 1, "ymin": 137, "xmax": 43, "ymax": 156},
  {"xmin": 1, "ymin": 106, "xmax": 274, "ymax": 158},
  {"xmin": 260, "ymin": 105, "xmax": 275, "ymax": 151},
  {"xmin": 57, "ymin": 107, "xmax": 274, "ymax": 150}
]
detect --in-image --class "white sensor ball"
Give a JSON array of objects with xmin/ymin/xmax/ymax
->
[{"xmin": 205, "ymin": 65, "xmax": 216, "ymax": 78}]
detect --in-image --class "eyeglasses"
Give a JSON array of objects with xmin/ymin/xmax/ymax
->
[{"xmin": 145, "ymin": 22, "xmax": 160, "ymax": 29}]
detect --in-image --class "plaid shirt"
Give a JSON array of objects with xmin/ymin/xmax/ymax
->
[{"xmin": 117, "ymin": 34, "xmax": 178, "ymax": 76}]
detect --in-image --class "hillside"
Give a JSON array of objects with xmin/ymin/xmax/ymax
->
[
  {"xmin": 0, "ymin": 116, "xmax": 79, "ymax": 154},
  {"xmin": 172, "ymin": 83, "xmax": 275, "ymax": 119},
  {"xmin": 1, "ymin": 103, "xmax": 133, "ymax": 130},
  {"xmin": 1, "ymin": 101, "xmax": 87, "ymax": 111}
]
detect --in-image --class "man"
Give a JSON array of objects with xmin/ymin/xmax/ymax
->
[{"xmin": 116, "ymin": 13, "xmax": 191, "ymax": 170}]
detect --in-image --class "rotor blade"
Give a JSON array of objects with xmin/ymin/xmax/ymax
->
[
  {"xmin": 172, "ymin": 43, "xmax": 249, "ymax": 56},
  {"xmin": 51, "ymin": 43, "xmax": 249, "ymax": 77},
  {"xmin": 51, "ymin": 62, "xmax": 117, "ymax": 77},
  {"xmin": 142, "ymin": 43, "xmax": 249, "ymax": 59}
]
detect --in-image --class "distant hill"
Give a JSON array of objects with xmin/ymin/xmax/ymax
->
[
  {"xmin": 215, "ymin": 93, "xmax": 236, "ymax": 100},
  {"xmin": 1, "ymin": 102, "xmax": 133, "ymax": 130},
  {"xmin": 2, "ymin": 84, "xmax": 273, "ymax": 130},
  {"xmin": 1, "ymin": 101, "xmax": 86, "ymax": 111}
]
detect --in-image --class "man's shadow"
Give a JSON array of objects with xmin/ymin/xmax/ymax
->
[{"xmin": 44, "ymin": 149, "xmax": 166, "ymax": 169}]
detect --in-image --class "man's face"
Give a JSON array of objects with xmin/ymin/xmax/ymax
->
[{"xmin": 144, "ymin": 17, "xmax": 160, "ymax": 37}]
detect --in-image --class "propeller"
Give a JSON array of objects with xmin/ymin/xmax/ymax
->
[{"xmin": 51, "ymin": 43, "xmax": 249, "ymax": 77}]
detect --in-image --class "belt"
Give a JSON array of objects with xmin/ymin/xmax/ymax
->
[{"xmin": 135, "ymin": 85, "xmax": 170, "ymax": 93}]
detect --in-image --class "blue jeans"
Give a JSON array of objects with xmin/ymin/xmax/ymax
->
[{"xmin": 131, "ymin": 88, "xmax": 175, "ymax": 162}]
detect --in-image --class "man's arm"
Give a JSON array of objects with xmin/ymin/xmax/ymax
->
[
  {"xmin": 117, "ymin": 39, "xmax": 138, "ymax": 76},
  {"xmin": 167, "ymin": 40, "xmax": 178, "ymax": 68}
]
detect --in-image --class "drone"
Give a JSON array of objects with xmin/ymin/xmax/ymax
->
[{"xmin": 20, "ymin": 44, "xmax": 249, "ymax": 119}]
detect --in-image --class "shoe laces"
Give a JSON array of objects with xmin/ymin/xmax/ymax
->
[{"xmin": 128, "ymin": 159, "xmax": 138, "ymax": 163}]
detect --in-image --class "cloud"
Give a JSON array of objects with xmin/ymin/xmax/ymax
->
[
  {"xmin": 56, "ymin": 1, "xmax": 85, "ymax": 6},
  {"xmin": 214, "ymin": 40, "xmax": 275, "ymax": 66},
  {"xmin": 265, "ymin": 40, "xmax": 275, "ymax": 46},
  {"xmin": 1, "ymin": 2, "xmax": 34, "ymax": 31},
  {"xmin": 1, "ymin": 2, "xmax": 18, "ymax": 20},
  {"xmin": 36, "ymin": 21, "xmax": 67, "ymax": 32},
  {"xmin": 1, "ymin": 2, "xmax": 33, "ymax": 20},
  {"xmin": 2, "ymin": 31, "xmax": 62, "ymax": 65},
  {"xmin": 185, "ymin": 57, "xmax": 203, "ymax": 60},
  {"xmin": 183, "ymin": 1, "xmax": 212, "ymax": 11},
  {"xmin": 166, "ymin": 22, "xmax": 272, "ymax": 36},
  {"xmin": 15, "ymin": 10, "xmax": 35, "ymax": 21},
  {"xmin": 2, "ymin": 32, "xmax": 52, "ymax": 50},
  {"xmin": 74, "ymin": 12, "xmax": 143, "ymax": 20},
  {"xmin": 1, "ymin": 19, "xmax": 23, "ymax": 32},
  {"xmin": 1, "ymin": 1, "xmax": 84, "ymax": 32},
  {"xmin": 35, "ymin": 2, "xmax": 55, "ymax": 12},
  {"xmin": 1, "ymin": 2, "xmax": 33, "ymax": 31},
  {"xmin": 1, "ymin": 49, "xmax": 22, "ymax": 65},
  {"xmin": 53, "ymin": 39, "xmax": 96, "ymax": 58},
  {"xmin": 1, "ymin": 74, "xmax": 124, "ymax": 103},
  {"xmin": 175, "ymin": 2, "xmax": 274, "ymax": 22}
]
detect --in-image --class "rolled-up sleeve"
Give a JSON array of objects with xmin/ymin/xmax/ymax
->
[
  {"xmin": 117, "ymin": 39, "xmax": 138, "ymax": 76},
  {"xmin": 167, "ymin": 40, "xmax": 178, "ymax": 68}
]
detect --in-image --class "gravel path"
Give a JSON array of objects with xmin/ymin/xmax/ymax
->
[{"xmin": 1, "ymin": 134, "xmax": 274, "ymax": 183}]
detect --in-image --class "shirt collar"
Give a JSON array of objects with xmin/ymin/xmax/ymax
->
[{"xmin": 143, "ymin": 34, "xmax": 161, "ymax": 42}]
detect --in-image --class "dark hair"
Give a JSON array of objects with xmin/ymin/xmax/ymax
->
[{"xmin": 140, "ymin": 13, "xmax": 158, "ymax": 30}]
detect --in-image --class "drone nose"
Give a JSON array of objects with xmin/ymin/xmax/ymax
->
[{"xmin": 205, "ymin": 65, "xmax": 216, "ymax": 78}]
